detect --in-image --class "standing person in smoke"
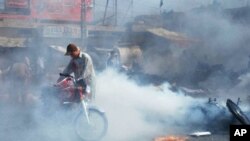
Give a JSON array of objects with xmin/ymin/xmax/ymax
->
[
  {"xmin": 57, "ymin": 43, "xmax": 96, "ymax": 100},
  {"xmin": 106, "ymin": 50, "xmax": 120, "ymax": 69},
  {"xmin": 8, "ymin": 56, "xmax": 32, "ymax": 105}
]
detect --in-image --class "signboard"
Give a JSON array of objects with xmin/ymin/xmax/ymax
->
[
  {"xmin": 0, "ymin": 0, "xmax": 93, "ymax": 32},
  {"xmin": 32, "ymin": 0, "xmax": 81, "ymax": 22},
  {"xmin": 43, "ymin": 25, "xmax": 81, "ymax": 38},
  {"xmin": 0, "ymin": 0, "xmax": 30, "ymax": 14},
  {"xmin": 0, "ymin": 0, "xmax": 93, "ymax": 22},
  {"xmin": 6, "ymin": 0, "xmax": 29, "ymax": 9}
]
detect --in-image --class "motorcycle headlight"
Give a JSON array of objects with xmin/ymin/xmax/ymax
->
[{"xmin": 86, "ymin": 85, "xmax": 91, "ymax": 93}]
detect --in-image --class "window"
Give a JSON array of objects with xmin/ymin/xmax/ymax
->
[
  {"xmin": 0, "ymin": 0, "xmax": 5, "ymax": 10},
  {"xmin": 1, "ymin": 0, "xmax": 30, "ymax": 14},
  {"xmin": 64, "ymin": 0, "xmax": 75, "ymax": 7}
]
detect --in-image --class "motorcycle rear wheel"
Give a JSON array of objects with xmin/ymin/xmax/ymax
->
[{"xmin": 74, "ymin": 108, "xmax": 108, "ymax": 141}]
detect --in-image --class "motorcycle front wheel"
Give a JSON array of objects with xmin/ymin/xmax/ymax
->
[{"xmin": 74, "ymin": 108, "xmax": 108, "ymax": 141}]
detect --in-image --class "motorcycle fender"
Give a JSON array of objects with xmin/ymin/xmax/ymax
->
[{"xmin": 88, "ymin": 104, "xmax": 106, "ymax": 114}]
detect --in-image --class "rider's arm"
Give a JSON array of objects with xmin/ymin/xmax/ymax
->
[
  {"xmin": 82, "ymin": 53, "xmax": 95, "ymax": 84},
  {"xmin": 57, "ymin": 61, "xmax": 73, "ymax": 82}
]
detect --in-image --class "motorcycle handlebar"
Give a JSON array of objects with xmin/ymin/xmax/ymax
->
[
  {"xmin": 59, "ymin": 73, "xmax": 73, "ymax": 78},
  {"xmin": 59, "ymin": 73, "xmax": 86, "ymax": 87}
]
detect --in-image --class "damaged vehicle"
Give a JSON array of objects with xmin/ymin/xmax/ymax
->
[
  {"xmin": 188, "ymin": 97, "xmax": 250, "ymax": 133},
  {"xmin": 226, "ymin": 98, "xmax": 250, "ymax": 125}
]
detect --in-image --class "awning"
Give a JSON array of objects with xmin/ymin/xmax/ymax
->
[
  {"xmin": 0, "ymin": 36, "xmax": 27, "ymax": 48},
  {"xmin": 49, "ymin": 45, "xmax": 66, "ymax": 54},
  {"xmin": 132, "ymin": 26, "xmax": 198, "ymax": 45},
  {"xmin": 146, "ymin": 28, "xmax": 194, "ymax": 44},
  {"xmin": 94, "ymin": 47, "xmax": 113, "ymax": 52}
]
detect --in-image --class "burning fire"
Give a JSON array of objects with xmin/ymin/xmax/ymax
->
[{"xmin": 154, "ymin": 135, "xmax": 188, "ymax": 141}]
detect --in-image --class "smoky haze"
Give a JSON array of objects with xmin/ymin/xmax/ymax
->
[
  {"xmin": 1, "ymin": 0, "xmax": 250, "ymax": 141},
  {"xmin": 134, "ymin": 2, "xmax": 250, "ymax": 101},
  {"xmin": 185, "ymin": 7, "xmax": 250, "ymax": 99},
  {"xmin": 94, "ymin": 0, "xmax": 249, "ymax": 25}
]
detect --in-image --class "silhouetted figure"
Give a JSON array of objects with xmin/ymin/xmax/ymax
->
[{"xmin": 106, "ymin": 50, "xmax": 120, "ymax": 69}]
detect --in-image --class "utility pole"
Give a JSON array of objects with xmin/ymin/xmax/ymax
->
[
  {"xmin": 103, "ymin": 0, "xmax": 118, "ymax": 26},
  {"xmin": 131, "ymin": 0, "xmax": 134, "ymax": 18},
  {"xmin": 115, "ymin": 0, "xmax": 118, "ymax": 26},
  {"xmin": 103, "ymin": 0, "xmax": 109, "ymax": 25},
  {"xmin": 81, "ymin": 0, "xmax": 84, "ymax": 47},
  {"xmin": 81, "ymin": 0, "xmax": 87, "ymax": 50},
  {"xmin": 93, "ymin": 0, "xmax": 95, "ymax": 22}
]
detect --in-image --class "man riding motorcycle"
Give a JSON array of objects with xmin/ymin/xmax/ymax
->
[
  {"xmin": 57, "ymin": 43, "xmax": 96, "ymax": 100},
  {"xmin": 42, "ymin": 45, "xmax": 107, "ymax": 141}
]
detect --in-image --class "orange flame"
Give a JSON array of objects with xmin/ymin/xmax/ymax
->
[{"xmin": 154, "ymin": 135, "xmax": 188, "ymax": 141}]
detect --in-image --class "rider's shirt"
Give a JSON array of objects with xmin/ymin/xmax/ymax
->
[{"xmin": 60, "ymin": 52, "xmax": 95, "ymax": 84}]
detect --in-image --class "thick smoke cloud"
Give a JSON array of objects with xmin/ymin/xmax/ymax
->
[
  {"xmin": 134, "ymin": 2, "xmax": 250, "ymax": 101},
  {"xmin": 95, "ymin": 69, "xmax": 228, "ymax": 141},
  {"xmin": 179, "ymin": 8, "xmax": 250, "ymax": 99},
  {"xmin": 1, "ymin": 69, "xmax": 230, "ymax": 141}
]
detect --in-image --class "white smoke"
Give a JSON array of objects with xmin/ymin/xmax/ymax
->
[
  {"xmin": 95, "ymin": 69, "xmax": 213, "ymax": 141},
  {"xmin": 0, "ymin": 67, "xmax": 232, "ymax": 141}
]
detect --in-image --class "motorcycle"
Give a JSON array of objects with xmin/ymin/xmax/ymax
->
[
  {"xmin": 226, "ymin": 98, "xmax": 250, "ymax": 125},
  {"xmin": 41, "ymin": 73, "xmax": 108, "ymax": 141}
]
